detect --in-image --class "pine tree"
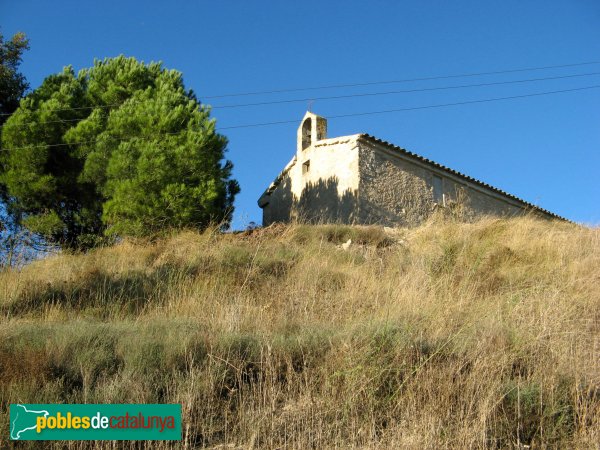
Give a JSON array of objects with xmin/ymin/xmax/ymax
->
[{"xmin": 0, "ymin": 56, "xmax": 239, "ymax": 249}]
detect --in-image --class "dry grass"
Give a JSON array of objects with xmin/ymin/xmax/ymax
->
[{"xmin": 0, "ymin": 217, "xmax": 599, "ymax": 448}]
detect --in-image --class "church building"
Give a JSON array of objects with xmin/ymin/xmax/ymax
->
[{"xmin": 257, "ymin": 112, "xmax": 562, "ymax": 226}]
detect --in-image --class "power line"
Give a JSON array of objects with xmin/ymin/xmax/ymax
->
[
  {"xmin": 2, "ymin": 71, "xmax": 599, "ymax": 129},
  {"xmin": 220, "ymin": 84, "xmax": 600, "ymax": 129},
  {"xmin": 331, "ymin": 84, "xmax": 600, "ymax": 120},
  {"xmin": 215, "ymin": 71, "xmax": 600, "ymax": 108},
  {"xmin": 203, "ymin": 60, "xmax": 600, "ymax": 99},
  {"xmin": 2, "ymin": 59, "xmax": 599, "ymax": 118},
  {"xmin": 1, "ymin": 84, "xmax": 598, "ymax": 152}
]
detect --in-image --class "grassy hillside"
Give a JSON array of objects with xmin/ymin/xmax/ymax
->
[{"xmin": 1, "ymin": 217, "xmax": 598, "ymax": 448}]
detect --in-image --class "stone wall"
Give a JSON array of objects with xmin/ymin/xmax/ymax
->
[
  {"xmin": 261, "ymin": 136, "xmax": 361, "ymax": 225},
  {"xmin": 357, "ymin": 138, "xmax": 530, "ymax": 226},
  {"xmin": 261, "ymin": 171, "xmax": 294, "ymax": 225},
  {"xmin": 357, "ymin": 141, "xmax": 432, "ymax": 226},
  {"xmin": 260, "ymin": 122, "xmax": 556, "ymax": 227}
]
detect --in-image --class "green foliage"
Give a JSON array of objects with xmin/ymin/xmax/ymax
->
[
  {"xmin": 0, "ymin": 56, "xmax": 239, "ymax": 249},
  {"xmin": 0, "ymin": 31, "xmax": 31, "ymax": 266},
  {"xmin": 0, "ymin": 30, "xmax": 29, "ymax": 123}
]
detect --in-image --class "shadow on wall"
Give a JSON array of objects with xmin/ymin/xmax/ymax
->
[
  {"xmin": 295, "ymin": 177, "xmax": 358, "ymax": 224},
  {"xmin": 264, "ymin": 176, "xmax": 358, "ymax": 225}
]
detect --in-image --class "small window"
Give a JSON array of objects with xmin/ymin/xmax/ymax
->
[
  {"xmin": 302, "ymin": 160, "xmax": 310, "ymax": 174},
  {"xmin": 432, "ymin": 175, "xmax": 443, "ymax": 204}
]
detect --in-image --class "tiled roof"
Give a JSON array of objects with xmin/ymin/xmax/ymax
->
[{"xmin": 359, "ymin": 134, "xmax": 566, "ymax": 221}]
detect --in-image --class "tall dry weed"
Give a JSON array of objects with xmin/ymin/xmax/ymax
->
[{"xmin": 0, "ymin": 217, "xmax": 598, "ymax": 448}]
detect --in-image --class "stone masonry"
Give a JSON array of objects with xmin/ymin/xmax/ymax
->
[{"xmin": 258, "ymin": 112, "xmax": 562, "ymax": 226}]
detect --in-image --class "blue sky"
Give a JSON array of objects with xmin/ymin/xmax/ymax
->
[{"xmin": 2, "ymin": 0, "xmax": 600, "ymax": 226}]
